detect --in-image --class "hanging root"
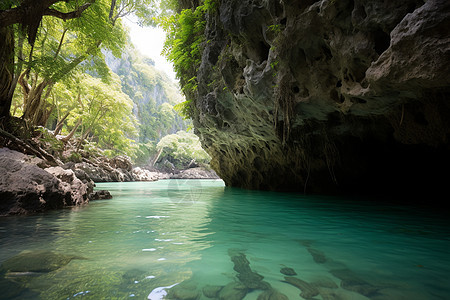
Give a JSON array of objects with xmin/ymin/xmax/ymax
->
[{"xmin": 274, "ymin": 74, "xmax": 295, "ymax": 145}]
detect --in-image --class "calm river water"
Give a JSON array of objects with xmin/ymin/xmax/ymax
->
[{"xmin": 0, "ymin": 180, "xmax": 449, "ymax": 299}]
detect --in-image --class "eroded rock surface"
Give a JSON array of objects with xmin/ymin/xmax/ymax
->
[
  {"xmin": 0, "ymin": 148, "xmax": 66, "ymax": 215},
  {"xmin": 0, "ymin": 148, "xmax": 90, "ymax": 215},
  {"xmin": 185, "ymin": 0, "xmax": 450, "ymax": 196},
  {"xmin": 45, "ymin": 166, "xmax": 91, "ymax": 206}
]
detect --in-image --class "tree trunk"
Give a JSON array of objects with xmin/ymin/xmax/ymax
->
[
  {"xmin": 54, "ymin": 110, "xmax": 71, "ymax": 136},
  {"xmin": 61, "ymin": 118, "xmax": 82, "ymax": 143},
  {"xmin": 20, "ymin": 78, "xmax": 47, "ymax": 125},
  {"xmin": 0, "ymin": 26, "xmax": 14, "ymax": 122},
  {"xmin": 151, "ymin": 148, "xmax": 164, "ymax": 167},
  {"xmin": 19, "ymin": 74, "xmax": 55, "ymax": 127}
]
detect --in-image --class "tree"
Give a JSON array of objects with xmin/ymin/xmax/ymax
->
[
  {"xmin": 156, "ymin": 130, "xmax": 210, "ymax": 168},
  {"xmin": 0, "ymin": 0, "xmax": 155, "ymax": 126},
  {"xmin": 57, "ymin": 72, "xmax": 138, "ymax": 152},
  {"xmin": 0, "ymin": 0, "xmax": 95, "ymax": 122}
]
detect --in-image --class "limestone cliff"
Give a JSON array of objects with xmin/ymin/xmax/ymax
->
[{"xmin": 183, "ymin": 0, "xmax": 449, "ymax": 196}]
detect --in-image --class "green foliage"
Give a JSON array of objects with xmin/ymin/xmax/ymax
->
[
  {"xmin": 173, "ymin": 100, "xmax": 193, "ymax": 120},
  {"xmin": 156, "ymin": 131, "xmax": 210, "ymax": 168},
  {"xmin": 5, "ymin": 0, "xmax": 209, "ymax": 164},
  {"xmin": 20, "ymin": 1, "xmax": 128, "ymax": 84},
  {"xmin": 268, "ymin": 24, "xmax": 281, "ymax": 34},
  {"xmin": 133, "ymin": 141, "xmax": 158, "ymax": 165},
  {"xmin": 0, "ymin": 0, "xmax": 20, "ymax": 10},
  {"xmin": 76, "ymin": 73, "xmax": 138, "ymax": 151},
  {"xmin": 45, "ymin": 71, "xmax": 139, "ymax": 156},
  {"xmin": 35, "ymin": 126, "xmax": 64, "ymax": 152},
  {"xmin": 8, "ymin": 0, "xmax": 158, "ymax": 127},
  {"xmin": 68, "ymin": 151, "xmax": 82, "ymax": 163},
  {"xmin": 160, "ymin": 0, "xmax": 218, "ymax": 117}
]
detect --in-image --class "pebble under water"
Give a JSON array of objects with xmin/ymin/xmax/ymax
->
[{"xmin": 0, "ymin": 180, "xmax": 449, "ymax": 299}]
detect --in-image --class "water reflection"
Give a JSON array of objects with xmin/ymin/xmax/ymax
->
[{"xmin": 0, "ymin": 180, "xmax": 449, "ymax": 299}]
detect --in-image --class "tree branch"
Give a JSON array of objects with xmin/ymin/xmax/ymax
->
[
  {"xmin": 0, "ymin": 1, "xmax": 94, "ymax": 28},
  {"xmin": 44, "ymin": 2, "xmax": 93, "ymax": 21},
  {"xmin": 0, "ymin": 0, "xmax": 59, "ymax": 28},
  {"xmin": 54, "ymin": 28, "xmax": 68, "ymax": 59}
]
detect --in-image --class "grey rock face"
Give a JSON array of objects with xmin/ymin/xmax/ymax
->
[
  {"xmin": 186, "ymin": 0, "xmax": 450, "ymax": 196},
  {"xmin": 45, "ymin": 166, "xmax": 91, "ymax": 206},
  {"xmin": 0, "ymin": 148, "xmax": 66, "ymax": 215},
  {"xmin": 0, "ymin": 148, "xmax": 89, "ymax": 215}
]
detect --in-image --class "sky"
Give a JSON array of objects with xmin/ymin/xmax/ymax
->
[{"xmin": 124, "ymin": 18, "xmax": 177, "ymax": 82}]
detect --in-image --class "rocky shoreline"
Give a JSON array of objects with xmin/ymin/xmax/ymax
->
[{"xmin": 0, "ymin": 147, "xmax": 219, "ymax": 216}]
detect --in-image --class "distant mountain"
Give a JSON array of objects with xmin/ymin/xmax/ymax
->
[{"xmin": 104, "ymin": 46, "xmax": 188, "ymax": 142}]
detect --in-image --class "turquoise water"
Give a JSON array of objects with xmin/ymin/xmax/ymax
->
[{"xmin": 0, "ymin": 179, "xmax": 449, "ymax": 299}]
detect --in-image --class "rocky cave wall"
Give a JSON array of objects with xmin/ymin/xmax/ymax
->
[{"xmin": 187, "ymin": 0, "xmax": 450, "ymax": 196}]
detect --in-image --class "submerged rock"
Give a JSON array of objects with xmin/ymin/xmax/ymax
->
[
  {"xmin": 166, "ymin": 280, "xmax": 201, "ymax": 300},
  {"xmin": 306, "ymin": 247, "xmax": 327, "ymax": 264},
  {"xmin": 280, "ymin": 267, "xmax": 297, "ymax": 276},
  {"xmin": 330, "ymin": 268, "xmax": 380, "ymax": 298},
  {"xmin": 283, "ymin": 276, "xmax": 319, "ymax": 299},
  {"xmin": 228, "ymin": 250, "xmax": 267, "ymax": 289},
  {"xmin": 1, "ymin": 250, "xmax": 84, "ymax": 273},
  {"xmin": 122, "ymin": 268, "xmax": 146, "ymax": 282},
  {"xmin": 257, "ymin": 288, "xmax": 289, "ymax": 300},
  {"xmin": 311, "ymin": 277, "xmax": 339, "ymax": 289},
  {"xmin": 318, "ymin": 289, "xmax": 345, "ymax": 300},
  {"xmin": 203, "ymin": 285, "xmax": 224, "ymax": 298},
  {"xmin": 0, "ymin": 277, "xmax": 28, "ymax": 299},
  {"xmin": 218, "ymin": 282, "xmax": 248, "ymax": 300}
]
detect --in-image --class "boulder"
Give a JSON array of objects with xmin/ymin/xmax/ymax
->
[
  {"xmin": 0, "ymin": 148, "xmax": 66, "ymax": 215},
  {"xmin": 90, "ymin": 190, "xmax": 112, "ymax": 200},
  {"xmin": 109, "ymin": 155, "xmax": 133, "ymax": 171},
  {"xmin": 71, "ymin": 162, "xmax": 112, "ymax": 182},
  {"xmin": 0, "ymin": 148, "xmax": 90, "ymax": 215},
  {"xmin": 132, "ymin": 167, "xmax": 159, "ymax": 181},
  {"xmin": 45, "ymin": 166, "xmax": 91, "ymax": 205},
  {"xmin": 68, "ymin": 157, "xmax": 135, "ymax": 183}
]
